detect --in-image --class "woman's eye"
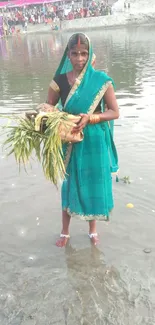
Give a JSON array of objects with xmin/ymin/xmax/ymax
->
[
  {"xmin": 81, "ymin": 52, "xmax": 88, "ymax": 57},
  {"xmin": 71, "ymin": 52, "xmax": 77, "ymax": 56}
]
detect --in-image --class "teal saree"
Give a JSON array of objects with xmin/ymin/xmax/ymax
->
[{"xmin": 54, "ymin": 35, "xmax": 118, "ymax": 221}]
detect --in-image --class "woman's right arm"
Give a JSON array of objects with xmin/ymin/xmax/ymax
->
[
  {"xmin": 47, "ymin": 86, "xmax": 60, "ymax": 106},
  {"xmin": 47, "ymin": 80, "xmax": 60, "ymax": 106}
]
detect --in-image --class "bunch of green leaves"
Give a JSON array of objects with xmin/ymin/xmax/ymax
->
[
  {"xmin": 41, "ymin": 111, "xmax": 70, "ymax": 185},
  {"xmin": 0, "ymin": 115, "xmax": 42, "ymax": 166},
  {"xmin": 0, "ymin": 112, "xmax": 72, "ymax": 186}
]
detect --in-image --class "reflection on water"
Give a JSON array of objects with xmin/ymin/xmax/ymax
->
[
  {"xmin": 65, "ymin": 245, "xmax": 155, "ymax": 324},
  {"xmin": 0, "ymin": 26, "xmax": 155, "ymax": 118},
  {"xmin": 65, "ymin": 245, "xmax": 129, "ymax": 324},
  {"xmin": 0, "ymin": 26, "xmax": 155, "ymax": 324},
  {"xmin": 0, "ymin": 33, "xmax": 64, "ymax": 113}
]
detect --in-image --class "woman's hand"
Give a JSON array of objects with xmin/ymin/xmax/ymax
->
[
  {"xmin": 72, "ymin": 114, "xmax": 90, "ymax": 133},
  {"xmin": 37, "ymin": 103, "xmax": 55, "ymax": 112}
]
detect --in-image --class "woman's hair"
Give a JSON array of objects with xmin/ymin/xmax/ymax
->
[{"xmin": 68, "ymin": 33, "xmax": 89, "ymax": 51}]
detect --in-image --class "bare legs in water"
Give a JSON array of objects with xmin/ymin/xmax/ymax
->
[
  {"xmin": 56, "ymin": 211, "xmax": 71, "ymax": 248},
  {"xmin": 56, "ymin": 210, "xmax": 99, "ymax": 247}
]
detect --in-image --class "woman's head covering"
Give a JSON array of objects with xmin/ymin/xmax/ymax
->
[
  {"xmin": 67, "ymin": 33, "xmax": 89, "ymax": 51},
  {"xmin": 55, "ymin": 33, "xmax": 94, "ymax": 76}
]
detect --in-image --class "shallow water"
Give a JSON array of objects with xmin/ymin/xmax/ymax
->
[{"xmin": 0, "ymin": 26, "xmax": 155, "ymax": 324}]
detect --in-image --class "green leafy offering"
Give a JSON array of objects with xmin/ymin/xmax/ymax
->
[
  {"xmin": 121, "ymin": 176, "xmax": 131, "ymax": 184},
  {"xmin": 0, "ymin": 112, "xmax": 71, "ymax": 186}
]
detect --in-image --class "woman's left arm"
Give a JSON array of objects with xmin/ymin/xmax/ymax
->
[
  {"xmin": 100, "ymin": 84, "xmax": 119, "ymax": 121},
  {"xmin": 72, "ymin": 84, "xmax": 119, "ymax": 133}
]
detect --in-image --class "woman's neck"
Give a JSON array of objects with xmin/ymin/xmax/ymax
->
[
  {"xmin": 67, "ymin": 70, "xmax": 81, "ymax": 87},
  {"xmin": 72, "ymin": 70, "xmax": 80, "ymax": 78}
]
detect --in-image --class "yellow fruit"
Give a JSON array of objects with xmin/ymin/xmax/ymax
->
[{"xmin": 126, "ymin": 203, "xmax": 134, "ymax": 208}]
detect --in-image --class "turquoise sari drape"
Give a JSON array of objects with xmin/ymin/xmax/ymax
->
[{"xmin": 54, "ymin": 34, "xmax": 119, "ymax": 221}]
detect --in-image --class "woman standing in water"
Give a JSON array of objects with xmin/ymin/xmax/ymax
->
[{"xmin": 47, "ymin": 33, "xmax": 119, "ymax": 247}]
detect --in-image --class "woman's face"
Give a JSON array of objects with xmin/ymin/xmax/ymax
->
[{"xmin": 68, "ymin": 44, "xmax": 89, "ymax": 72}]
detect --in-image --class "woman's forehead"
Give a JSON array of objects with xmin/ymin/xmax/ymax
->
[{"xmin": 70, "ymin": 44, "xmax": 89, "ymax": 52}]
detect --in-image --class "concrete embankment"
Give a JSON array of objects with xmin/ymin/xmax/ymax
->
[{"xmin": 61, "ymin": 12, "xmax": 155, "ymax": 31}]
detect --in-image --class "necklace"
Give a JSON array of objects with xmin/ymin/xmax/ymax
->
[{"xmin": 68, "ymin": 71, "xmax": 79, "ymax": 87}]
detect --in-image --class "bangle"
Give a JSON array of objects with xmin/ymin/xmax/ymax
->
[{"xmin": 89, "ymin": 114, "xmax": 101, "ymax": 124}]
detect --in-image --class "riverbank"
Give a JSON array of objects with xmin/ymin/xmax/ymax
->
[
  {"xmin": 61, "ymin": 12, "xmax": 155, "ymax": 31},
  {"xmin": 1, "ymin": 11, "xmax": 155, "ymax": 38},
  {"xmin": 24, "ymin": 11, "xmax": 155, "ymax": 34}
]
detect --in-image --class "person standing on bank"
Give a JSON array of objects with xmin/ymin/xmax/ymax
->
[{"xmin": 47, "ymin": 33, "xmax": 119, "ymax": 247}]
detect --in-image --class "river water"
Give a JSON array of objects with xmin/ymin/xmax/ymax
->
[{"xmin": 0, "ymin": 26, "xmax": 155, "ymax": 325}]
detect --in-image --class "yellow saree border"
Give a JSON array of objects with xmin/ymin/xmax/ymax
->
[
  {"xmin": 49, "ymin": 80, "xmax": 60, "ymax": 92},
  {"xmin": 64, "ymin": 36, "xmax": 91, "ymax": 108},
  {"xmin": 64, "ymin": 80, "xmax": 112, "ymax": 170},
  {"xmin": 65, "ymin": 208, "xmax": 109, "ymax": 221},
  {"xmin": 64, "ymin": 63, "xmax": 88, "ymax": 107},
  {"xmin": 63, "ymin": 35, "xmax": 112, "ymax": 171},
  {"xmin": 88, "ymin": 80, "xmax": 112, "ymax": 114},
  {"xmin": 64, "ymin": 143, "xmax": 73, "ymax": 169},
  {"xmin": 63, "ymin": 38, "xmax": 91, "ymax": 170}
]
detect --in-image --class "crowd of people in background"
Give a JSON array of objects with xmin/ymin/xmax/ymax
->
[
  {"xmin": 0, "ymin": 0, "xmax": 113, "ymax": 36},
  {"xmin": 1, "ymin": 3, "xmax": 60, "ymax": 35}
]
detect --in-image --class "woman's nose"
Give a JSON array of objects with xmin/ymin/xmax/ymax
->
[{"xmin": 77, "ymin": 54, "xmax": 83, "ymax": 60}]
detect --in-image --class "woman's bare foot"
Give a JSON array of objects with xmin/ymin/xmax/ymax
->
[
  {"xmin": 56, "ymin": 211, "xmax": 71, "ymax": 247},
  {"xmin": 56, "ymin": 234, "xmax": 70, "ymax": 248},
  {"xmin": 88, "ymin": 220, "xmax": 98, "ymax": 245},
  {"xmin": 88, "ymin": 233, "xmax": 99, "ymax": 246}
]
